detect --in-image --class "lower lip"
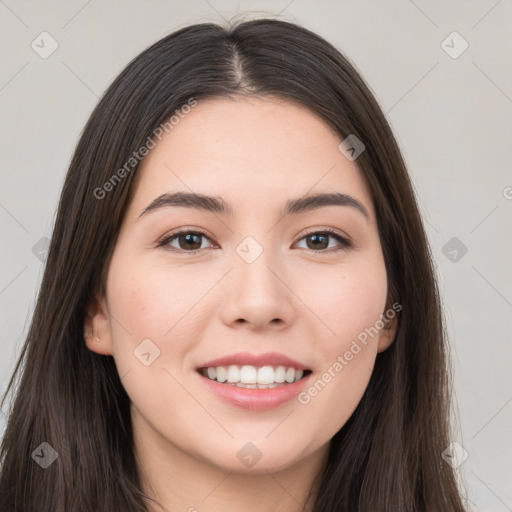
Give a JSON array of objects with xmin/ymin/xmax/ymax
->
[{"xmin": 197, "ymin": 372, "xmax": 312, "ymax": 411}]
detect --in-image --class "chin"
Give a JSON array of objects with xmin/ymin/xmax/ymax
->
[{"xmin": 205, "ymin": 440, "xmax": 312, "ymax": 475}]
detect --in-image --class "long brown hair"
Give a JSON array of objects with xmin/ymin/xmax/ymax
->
[{"xmin": 0, "ymin": 18, "xmax": 467, "ymax": 511}]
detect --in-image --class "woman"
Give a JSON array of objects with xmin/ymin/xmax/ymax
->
[{"xmin": 0, "ymin": 18, "xmax": 467, "ymax": 511}]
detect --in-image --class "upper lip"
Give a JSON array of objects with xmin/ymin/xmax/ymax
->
[{"xmin": 198, "ymin": 351, "xmax": 310, "ymax": 371}]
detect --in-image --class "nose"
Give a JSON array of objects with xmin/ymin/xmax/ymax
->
[{"xmin": 219, "ymin": 245, "xmax": 296, "ymax": 332}]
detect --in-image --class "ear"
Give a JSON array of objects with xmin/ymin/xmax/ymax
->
[
  {"xmin": 376, "ymin": 307, "xmax": 399, "ymax": 353},
  {"xmin": 83, "ymin": 290, "xmax": 114, "ymax": 356}
]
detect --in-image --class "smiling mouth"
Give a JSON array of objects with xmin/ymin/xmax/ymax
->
[{"xmin": 198, "ymin": 364, "xmax": 312, "ymax": 389}]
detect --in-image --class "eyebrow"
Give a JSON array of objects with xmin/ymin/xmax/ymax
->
[{"xmin": 138, "ymin": 191, "xmax": 369, "ymax": 221}]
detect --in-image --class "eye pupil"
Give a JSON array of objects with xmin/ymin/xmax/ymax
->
[
  {"xmin": 307, "ymin": 233, "xmax": 328, "ymax": 250},
  {"xmin": 180, "ymin": 233, "xmax": 202, "ymax": 250}
]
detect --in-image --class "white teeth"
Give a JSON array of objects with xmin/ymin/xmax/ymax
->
[
  {"xmin": 216, "ymin": 366, "xmax": 227, "ymax": 383},
  {"xmin": 240, "ymin": 365, "xmax": 257, "ymax": 384},
  {"xmin": 227, "ymin": 365, "xmax": 240, "ymax": 383},
  {"xmin": 257, "ymin": 366, "xmax": 275, "ymax": 385},
  {"xmin": 234, "ymin": 382, "xmax": 279, "ymax": 389},
  {"xmin": 285, "ymin": 367, "xmax": 296, "ymax": 383},
  {"xmin": 201, "ymin": 364, "xmax": 308, "ymax": 385},
  {"xmin": 275, "ymin": 366, "xmax": 286, "ymax": 383}
]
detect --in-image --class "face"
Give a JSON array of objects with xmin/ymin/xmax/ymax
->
[{"xmin": 86, "ymin": 96, "xmax": 397, "ymax": 475}]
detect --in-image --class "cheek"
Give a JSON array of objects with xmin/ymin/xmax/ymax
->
[
  {"xmin": 107, "ymin": 259, "xmax": 217, "ymax": 348},
  {"xmin": 104, "ymin": 261, "xmax": 213, "ymax": 428},
  {"xmin": 104, "ymin": 257, "xmax": 225, "ymax": 409},
  {"xmin": 297, "ymin": 341, "xmax": 377, "ymax": 449},
  {"xmin": 299, "ymin": 257, "xmax": 388, "ymax": 355},
  {"xmin": 292, "ymin": 257, "xmax": 386, "ymax": 430}
]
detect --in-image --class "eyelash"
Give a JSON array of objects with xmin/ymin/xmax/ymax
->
[{"xmin": 156, "ymin": 228, "xmax": 352, "ymax": 255}]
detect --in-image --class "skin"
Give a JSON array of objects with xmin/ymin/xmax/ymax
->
[{"xmin": 85, "ymin": 96, "xmax": 397, "ymax": 512}]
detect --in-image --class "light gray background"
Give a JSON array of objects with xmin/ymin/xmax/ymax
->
[{"xmin": 0, "ymin": 1, "xmax": 511, "ymax": 510}]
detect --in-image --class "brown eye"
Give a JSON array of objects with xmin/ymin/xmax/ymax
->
[
  {"xmin": 296, "ymin": 230, "xmax": 352, "ymax": 252},
  {"xmin": 159, "ymin": 230, "xmax": 214, "ymax": 253},
  {"xmin": 158, "ymin": 229, "xmax": 351, "ymax": 255}
]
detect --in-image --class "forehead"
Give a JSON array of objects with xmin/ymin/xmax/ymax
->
[{"xmin": 130, "ymin": 96, "xmax": 374, "ymax": 220}]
